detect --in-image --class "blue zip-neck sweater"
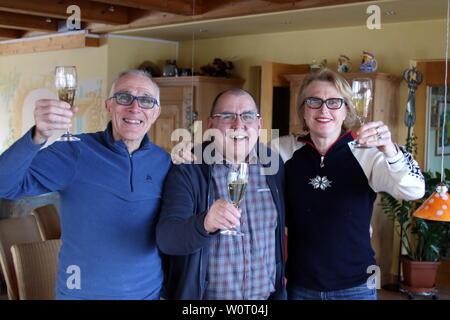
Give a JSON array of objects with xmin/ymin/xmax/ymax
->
[{"xmin": 0, "ymin": 122, "xmax": 171, "ymax": 299}]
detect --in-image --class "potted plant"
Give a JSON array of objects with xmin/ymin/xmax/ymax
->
[{"xmin": 381, "ymin": 168, "xmax": 450, "ymax": 290}]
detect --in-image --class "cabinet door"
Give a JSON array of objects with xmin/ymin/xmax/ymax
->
[{"xmin": 148, "ymin": 86, "xmax": 192, "ymax": 152}]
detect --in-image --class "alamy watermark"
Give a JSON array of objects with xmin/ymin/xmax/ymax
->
[
  {"xmin": 366, "ymin": 265, "xmax": 381, "ymax": 289},
  {"xmin": 66, "ymin": 5, "xmax": 81, "ymax": 30},
  {"xmin": 66, "ymin": 265, "xmax": 81, "ymax": 290},
  {"xmin": 170, "ymin": 122, "xmax": 281, "ymax": 175},
  {"xmin": 366, "ymin": 5, "xmax": 381, "ymax": 30}
]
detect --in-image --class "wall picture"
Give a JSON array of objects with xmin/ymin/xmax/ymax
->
[{"xmin": 436, "ymin": 101, "xmax": 450, "ymax": 156}]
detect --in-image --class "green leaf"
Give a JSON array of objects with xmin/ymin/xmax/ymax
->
[{"xmin": 380, "ymin": 131, "xmax": 449, "ymax": 261}]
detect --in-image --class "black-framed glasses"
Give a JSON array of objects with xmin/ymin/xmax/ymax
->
[
  {"xmin": 109, "ymin": 92, "xmax": 159, "ymax": 109},
  {"xmin": 303, "ymin": 97, "xmax": 345, "ymax": 110},
  {"xmin": 211, "ymin": 111, "xmax": 260, "ymax": 123}
]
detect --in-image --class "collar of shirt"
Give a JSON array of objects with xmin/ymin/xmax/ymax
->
[{"xmin": 103, "ymin": 121, "xmax": 152, "ymax": 155}]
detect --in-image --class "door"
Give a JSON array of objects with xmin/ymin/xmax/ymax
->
[{"xmin": 260, "ymin": 61, "xmax": 310, "ymax": 140}]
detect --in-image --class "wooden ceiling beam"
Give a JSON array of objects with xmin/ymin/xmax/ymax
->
[
  {"xmin": 90, "ymin": 0, "xmax": 199, "ymax": 16},
  {"xmin": 0, "ymin": 0, "xmax": 130, "ymax": 25},
  {"xmin": 0, "ymin": 32, "xmax": 99, "ymax": 56},
  {"xmin": 0, "ymin": 27, "xmax": 22, "ymax": 39},
  {"xmin": 0, "ymin": 11, "xmax": 59, "ymax": 32},
  {"xmin": 264, "ymin": 0, "xmax": 296, "ymax": 2},
  {"xmin": 89, "ymin": 0, "xmax": 372, "ymax": 34}
]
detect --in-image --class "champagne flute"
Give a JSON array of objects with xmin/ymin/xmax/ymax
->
[
  {"xmin": 55, "ymin": 66, "xmax": 79, "ymax": 142},
  {"xmin": 352, "ymin": 78, "xmax": 373, "ymax": 148},
  {"xmin": 220, "ymin": 163, "xmax": 248, "ymax": 237}
]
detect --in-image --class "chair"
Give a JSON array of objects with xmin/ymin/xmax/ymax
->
[
  {"xmin": 0, "ymin": 215, "xmax": 42, "ymax": 300},
  {"xmin": 11, "ymin": 239, "xmax": 61, "ymax": 300},
  {"xmin": 32, "ymin": 204, "xmax": 61, "ymax": 240}
]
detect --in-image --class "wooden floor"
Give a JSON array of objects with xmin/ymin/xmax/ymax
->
[{"xmin": 378, "ymin": 286, "xmax": 450, "ymax": 300}]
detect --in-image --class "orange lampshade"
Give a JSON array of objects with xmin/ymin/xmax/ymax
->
[{"xmin": 413, "ymin": 184, "xmax": 450, "ymax": 222}]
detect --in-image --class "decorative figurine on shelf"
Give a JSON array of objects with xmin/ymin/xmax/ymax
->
[
  {"xmin": 337, "ymin": 55, "xmax": 352, "ymax": 73},
  {"xmin": 179, "ymin": 68, "xmax": 192, "ymax": 76},
  {"xmin": 200, "ymin": 58, "xmax": 234, "ymax": 77},
  {"xmin": 310, "ymin": 58, "xmax": 327, "ymax": 72},
  {"xmin": 163, "ymin": 60, "xmax": 178, "ymax": 77},
  {"xmin": 138, "ymin": 61, "xmax": 161, "ymax": 77},
  {"xmin": 359, "ymin": 51, "xmax": 378, "ymax": 72}
]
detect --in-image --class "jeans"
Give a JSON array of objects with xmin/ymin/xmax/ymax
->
[{"xmin": 287, "ymin": 282, "xmax": 377, "ymax": 300}]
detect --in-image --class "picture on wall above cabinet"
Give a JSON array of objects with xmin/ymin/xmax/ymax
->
[{"xmin": 436, "ymin": 101, "xmax": 450, "ymax": 156}]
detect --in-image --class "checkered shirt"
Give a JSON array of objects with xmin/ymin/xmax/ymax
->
[{"xmin": 203, "ymin": 163, "xmax": 278, "ymax": 300}]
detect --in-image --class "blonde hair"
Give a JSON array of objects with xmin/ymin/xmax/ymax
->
[{"xmin": 297, "ymin": 69, "xmax": 356, "ymax": 132}]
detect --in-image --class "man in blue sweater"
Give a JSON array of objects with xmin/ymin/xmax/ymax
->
[
  {"xmin": 156, "ymin": 89, "xmax": 286, "ymax": 300},
  {"xmin": 0, "ymin": 70, "xmax": 171, "ymax": 299}
]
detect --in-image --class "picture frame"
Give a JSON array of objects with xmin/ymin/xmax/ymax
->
[{"xmin": 435, "ymin": 101, "xmax": 450, "ymax": 156}]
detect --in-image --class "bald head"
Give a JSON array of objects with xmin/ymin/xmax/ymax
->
[{"xmin": 210, "ymin": 88, "xmax": 258, "ymax": 116}]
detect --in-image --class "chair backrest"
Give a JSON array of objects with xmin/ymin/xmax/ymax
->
[
  {"xmin": 0, "ymin": 215, "xmax": 42, "ymax": 300},
  {"xmin": 11, "ymin": 239, "xmax": 61, "ymax": 300},
  {"xmin": 31, "ymin": 204, "xmax": 61, "ymax": 240}
]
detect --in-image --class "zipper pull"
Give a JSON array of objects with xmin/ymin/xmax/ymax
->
[{"xmin": 320, "ymin": 155, "xmax": 325, "ymax": 168}]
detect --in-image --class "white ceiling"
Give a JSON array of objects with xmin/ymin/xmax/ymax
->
[{"xmin": 115, "ymin": 0, "xmax": 448, "ymax": 41}]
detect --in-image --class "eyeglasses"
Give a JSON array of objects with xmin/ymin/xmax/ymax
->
[
  {"xmin": 303, "ymin": 97, "xmax": 345, "ymax": 110},
  {"xmin": 211, "ymin": 112, "xmax": 260, "ymax": 124},
  {"xmin": 109, "ymin": 92, "xmax": 159, "ymax": 109}
]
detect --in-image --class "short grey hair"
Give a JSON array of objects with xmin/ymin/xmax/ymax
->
[
  {"xmin": 109, "ymin": 69, "xmax": 160, "ymax": 105},
  {"xmin": 210, "ymin": 88, "xmax": 259, "ymax": 116}
]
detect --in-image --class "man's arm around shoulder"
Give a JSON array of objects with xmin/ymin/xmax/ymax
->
[{"xmin": 156, "ymin": 164, "xmax": 214, "ymax": 255}]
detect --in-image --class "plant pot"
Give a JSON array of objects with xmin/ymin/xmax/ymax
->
[{"xmin": 401, "ymin": 255, "xmax": 441, "ymax": 288}]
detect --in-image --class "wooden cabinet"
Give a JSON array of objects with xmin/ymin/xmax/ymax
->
[
  {"xmin": 151, "ymin": 76, "xmax": 245, "ymax": 152},
  {"xmin": 284, "ymin": 72, "xmax": 402, "ymax": 140}
]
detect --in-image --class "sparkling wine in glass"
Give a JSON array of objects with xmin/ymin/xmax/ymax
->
[
  {"xmin": 352, "ymin": 78, "xmax": 373, "ymax": 148},
  {"xmin": 55, "ymin": 66, "xmax": 79, "ymax": 142},
  {"xmin": 221, "ymin": 163, "xmax": 248, "ymax": 237}
]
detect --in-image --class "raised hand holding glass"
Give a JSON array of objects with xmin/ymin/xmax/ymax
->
[
  {"xmin": 352, "ymin": 78, "xmax": 373, "ymax": 148},
  {"xmin": 55, "ymin": 66, "xmax": 79, "ymax": 142},
  {"xmin": 221, "ymin": 163, "xmax": 248, "ymax": 237}
]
